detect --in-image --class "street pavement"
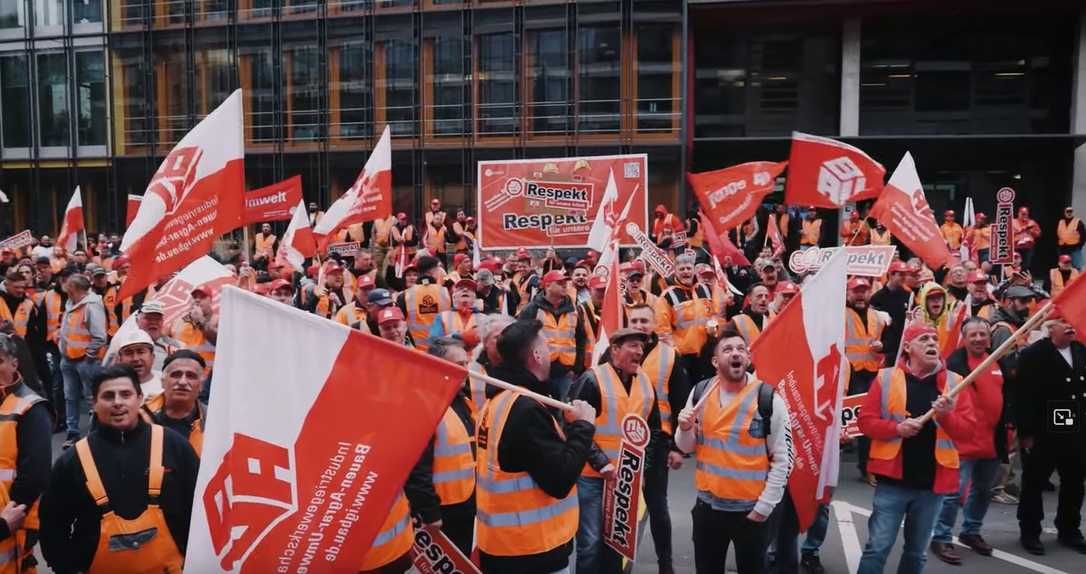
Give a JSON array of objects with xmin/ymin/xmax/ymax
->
[{"xmin": 632, "ymin": 451, "xmax": 1084, "ymax": 573}]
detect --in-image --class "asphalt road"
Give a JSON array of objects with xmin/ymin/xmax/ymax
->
[{"xmin": 631, "ymin": 451, "xmax": 1084, "ymax": 574}]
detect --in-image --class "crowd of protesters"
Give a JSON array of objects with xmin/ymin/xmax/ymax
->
[{"xmin": 0, "ymin": 195, "xmax": 1082, "ymax": 573}]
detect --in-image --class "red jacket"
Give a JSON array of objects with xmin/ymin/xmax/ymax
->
[{"xmin": 858, "ymin": 366, "xmax": 975, "ymax": 494}]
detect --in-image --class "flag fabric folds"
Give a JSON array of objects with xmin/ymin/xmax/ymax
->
[
  {"xmin": 277, "ymin": 200, "xmax": 317, "ymax": 273},
  {"xmin": 869, "ymin": 153, "xmax": 952, "ymax": 270},
  {"xmin": 314, "ymin": 125, "xmax": 393, "ymax": 249},
  {"xmin": 688, "ymin": 161, "xmax": 788, "ymax": 232},
  {"xmin": 785, "ymin": 132, "xmax": 885, "ymax": 208},
  {"xmin": 56, "ymin": 186, "xmax": 84, "ymax": 252}
]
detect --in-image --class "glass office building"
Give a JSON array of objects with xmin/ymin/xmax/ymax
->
[{"xmin": 1, "ymin": 0, "xmax": 1084, "ymax": 264}]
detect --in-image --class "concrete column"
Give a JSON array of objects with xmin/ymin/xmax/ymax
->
[
  {"xmin": 839, "ymin": 17, "xmax": 861, "ymax": 137},
  {"xmin": 1072, "ymin": 8, "xmax": 1086, "ymax": 214}
]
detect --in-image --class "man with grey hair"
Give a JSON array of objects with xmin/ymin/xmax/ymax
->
[
  {"xmin": 406, "ymin": 337, "xmax": 478, "ymax": 556},
  {"xmin": 469, "ymin": 314, "xmax": 514, "ymax": 411},
  {"xmin": 655, "ymin": 251, "xmax": 714, "ymax": 381}
]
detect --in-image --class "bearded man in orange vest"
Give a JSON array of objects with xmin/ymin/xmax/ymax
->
[{"xmin": 856, "ymin": 324, "xmax": 975, "ymax": 574}]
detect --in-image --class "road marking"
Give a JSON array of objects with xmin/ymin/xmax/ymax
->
[
  {"xmin": 838, "ymin": 500, "xmax": 1070, "ymax": 574},
  {"xmin": 831, "ymin": 501, "xmax": 864, "ymax": 573}
]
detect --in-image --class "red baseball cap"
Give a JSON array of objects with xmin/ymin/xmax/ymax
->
[
  {"xmin": 377, "ymin": 307, "xmax": 405, "ymax": 325},
  {"xmin": 453, "ymin": 253, "xmax": 469, "ymax": 266},
  {"xmin": 778, "ymin": 282, "xmax": 799, "ymax": 295},
  {"xmin": 1059, "ymin": 254, "xmax": 1072, "ymax": 264},
  {"xmin": 357, "ymin": 275, "xmax": 375, "ymax": 290},
  {"xmin": 268, "ymin": 279, "xmax": 294, "ymax": 293},
  {"xmin": 541, "ymin": 270, "xmax": 568, "ymax": 287},
  {"xmin": 325, "ymin": 263, "xmax": 345, "ymax": 275},
  {"xmin": 847, "ymin": 277, "xmax": 870, "ymax": 290},
  {"xmin": 453, "ymin": 278, "xmax": 478, "ymax": 291},
  {"xmin": 515, "ymin": 248, "xmax": 531, "ymax": 261},
  {"xmin": 966, "ymin": 271, "xmax": 988, "ymax": 284},
  {"xmin": 888, "ymin": 261, "xmax": 910, "ymax": 274},
  {"xmin": 589, "ymin": 275, "xmax": 608, "ymax": 290}
]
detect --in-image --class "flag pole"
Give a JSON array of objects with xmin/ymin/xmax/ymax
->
[
  {"xmin": 915, "ymin": 301, "xmax": 1053, "ymax": 423},
  {"xmin": 467, "ymin": 370, "xmax": 575, "ymax": 412}
]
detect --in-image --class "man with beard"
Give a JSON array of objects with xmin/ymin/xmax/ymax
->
[
  {"xmin": 989, "ymin": 285, "xmax": 1036, "ymax": 355},
  {"xmin": 518, "ymin": 270, "xmax": 586, "ymax": 399},
  {"xmin": 730, "ymin": 283, "xmax": 772, "ymax": 347},
  {"xmin": 844, "ymin": 278, "xmax": 885, "ymax": 486},
  {"xmin": 351, "ymin": 248, "xmax": 378, "ymax": 285},
  {"xmin": 569, "ymin": 262, "xmax": 592, "ymax": 306},
  {"xmin": 656, "ymin": 253, "xmax": 713, "ymax": 383},
  {"xmin": 140, "ymin": 350, "xmax": 206, "ymax": 457},
  {"xmin": 1045, "ymin": 254, "xmax": 1079, "ymax": 297}
]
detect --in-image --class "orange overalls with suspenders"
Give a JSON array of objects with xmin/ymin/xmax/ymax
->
[
  {"xmin": 73, "ymin": 425, "xmax": 184, "ymax": 574},
  {"xmin": 0, "ymin": 385, "xmax": 46, "ymax": 573}
]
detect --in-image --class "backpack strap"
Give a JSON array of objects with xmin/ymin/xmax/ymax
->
[
  {"xmin": 757, "ymin": 382, "xmax": 775, "ymax": 424},
  {"xmin": 691, "ymin": 378, "xmax": 713, "ymax": 406}
]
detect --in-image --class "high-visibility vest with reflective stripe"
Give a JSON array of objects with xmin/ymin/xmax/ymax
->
[
  {"xmin": 468, "ymin": 361, "xmax": 488, "ymax": 419},
  {"xmin": 61, "ymin": 303, "xmax": 103, "ymax": 360},
  {"xmin": 643, "ymin": 343, "xmax": 676, "ymax": 435},
  {"xmin": 475, "ymin": 390, "xmax": 578, "ymax": 557},
  {"xmin": 140, "ymin": 393, "xmax": 205, "ymax": 457},
  {"xmin": 254, "ymin": 233, "xmax": 276, "ymax": 257},
  {"xmin": 801, "ymin": 220, "xmax": 821, "ymax": 245},
  {"xmin": 941, "ymin": 223, "xmax": 964, "ymax": 249},
  {"xmin": 334, "ymin": 302, "xmax": 367, "ymax": 327},
  {"xmin": 405, "ymin": 283, "xmax": 451, "ymax": 352},
  {"xmin": 845, "ymin": 307, "xmax": 884, "ymax": 372},
  {"xmin": 434, "ymin": 310, "xmax": 477, "ymax": 340},
  {"xmin": 426, "ymin": 226, "xmax": 446, "ymax": 253},
  {"xmin": 975, "ymin": 303, "xmax": 994, "ymax": 320},
  {"xmin": 732, "ymin": 314, "xmax": 763, "ymax": 347},
  {"xmin": 433, "ymin": 401, "xmax": 476, "ymax": 506},
  {"xmin": 175, "ymin": 321, "xmax": 215, "ymax": 373},
  {"xmin": 584, "ymin": 363, "xmax": 654, "ymax": 478},
  {"xmin": 971, "ymin": 225, "xmax": 991, "ymax": 250},
  {"xmin": 1050, "ymin": 268, "xmax": 1079, "ymax": 297},
  {"xmin": 1058, "ymin": 217, "xmax": 1081, "ymax": 247},
  {"xmin": 870, "ymin": 228, "xmax": 892, "ymax": 246},
  {"xmin": 102, "ymin": 287, "xmax": 120, "ymax": 337},
  {"xmin": 869, "ymin": 368, "xmax": 961, "ymax": 470},
  {"xmin": 0, "ymin": 297, "xmax": 33, "ymax": 339},
  {"xmin": 694, "ymin": 379, "xmax": 770, "ymax": 502},
  {"xmin": 360, "ymin": 493, "xmax": 414, "ymax": 570},
  {"xmin": 0, "ymin": 384, "xmax": 45, "ymax": 571},
  {"xmin": 660, "ymin": 285, "xmax": 712, "ymax": 356},
  {"xmin": 537, "ymin": 309, "xmax": 577, "ymax": 367},
  {"xmin": 36, "ymin": 290, "xmax": 63, "ymax": 343}
]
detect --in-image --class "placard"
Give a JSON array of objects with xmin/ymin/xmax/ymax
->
[
  {"xmin": 990, "ymin": 187, "xmax": 1015, "ymax": 264},
  {"xmin": 788, "ymin": 245, "xmax": 897, "ymax": 277},
  {"xmin": 840, "ymin": 393, "xmax": 867, "ymax": 439},
  {"xmin": 603, "ymin": 414, "xmax": 649, "ymax": 561}
]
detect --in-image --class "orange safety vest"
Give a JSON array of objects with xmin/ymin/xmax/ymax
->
[
  {"xmin": 254, "ymin": 233, "xmax": 276, "ymax": 258},
  {"xmin": 971, "ymin": 225, "xmax": 991, "ymax": 251},
  {"xmin": 140, "ymin": 394, "xmax": 205, "ymax": 457},
  {"xmin": 102, "ymin": 287, "xmax": 120, "ymax": 337},
  {"xmin": 433, "ymin": 310, "xmax": 477, "ymax": 340},
  {"xmin": 35, "ymin": 290, "xmax": 63, "ymax": 343},
  {"xmin": 1057, "ymin": 217, "xmax": 1082, "ymax": 247},
  {"xmin": 404, "ymin": 283, "xmax": 451, "ymax": 352},
  {"xmin": 425, "ymin": 226, "xmax": 446, "ymax": 254},
  {"xmin": 643, "ymin": 343, "xmax": 677, "ymax": 435},
  {"xmin": 870, "ymin": 228, "xmax": 892, "ymax": 246},
  {"xmin": 0, "ymin": 385, "xmax": 45, "ymax": 572},
  {"xmin": 359, "ymin": 493, "xmax": 414, "ymax": 571},
  {"xmin": 845, "ymin": 307, "xmax": 884, "ymax": 373},
  {"xmin": 467, "ymin": 362, "xmax": 489, "ymax": 418},
  {"xmin": 732, "ymin": 313, "xmax": 765, "ymax": 347},
  {"xmin": 75, "ymin": 425, "xmax": 184, "ymax": 574},
  {"xmin": 659, "ymin": 285, "xmax": 713, "ymax": 356},
  {"xmin": 801, "ymin": 219, "xmax": 822, "ymax": 245},
  {"xmin": 475, "ymin": 390, "xmax": 578, "ymax": 557},
  {"xmin": 0, "ymin": 297, "xmax": 33, "ymax": 339},
  {"xmin": 334, "ymin": 302, "xmax": 367, "ymax": 327},
  {"xmin": 869, "ymin": 368, "xmax": 961, "ymax": 469},
  {"xmin": 373, "ymin": 217, "xmax": 395, "ymax": 247},
  {"xmin": 536, "ymin": 308, "xmax": 577, "ymax": 368},
  {"xmin": 433, "ymin": 400, "xmax": 476, "ymax": 506},
  {"xmin": 940, "ymin": 222, "xmax": 964, "ymax": 249},
  {"xmin": 1050, "ymin": 268, "xmax": 1079, "ymax": 296},
  {"xmin": 584, "ymin": 363, "xmax": 654, "ymax": 478},
  {"xmin": 694, "ymin": 379, "xmax": 771, "ymax": 502},
  {"xmin": 61, "ymin": 303, "xmax": 104, "ymax": 361},
  {"xmin": 174, "ymin": 320, "xmax": 215, "ymax": 373}
]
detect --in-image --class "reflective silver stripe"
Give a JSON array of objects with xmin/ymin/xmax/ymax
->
[
  {"xmin": 0, "ymin": 545, "xmax": 16, "ymax": 565},
  {"xmin": 696, "ymin": 384, "xmax": 764, "ymax": 455},
  {"xmin": 476, "ymin": 493, "xmax": 577, "ymax": 528},
  {"xmin": 478, "ymin": 474, "xmax": 536, "ymax": 494},
  {"xmin": 434, "ymin": 417, "xmax": 471, "ymax": 457},
  {"xmin": 653, "ymin": 345, "xmax": 673, "ymax": 406},
  {"xmin": 0, "ymin": 469, "xmax": 15, "ymax": 481},
  {"xmin": 433, "ymin": 468, "xmax": 475, "ymax": 484},
  {"xmin": 846, "ymin": 351, "xmax": 879, "ymax": 362},
  {"xmin": 371, "ymin": 511, "xmax": 411, "ymax": 547},
  {"xmin": 936, "ymin": 439, "xmax": 956, "ymax": 451},
  {"xmin": 877, "ymin": 369, "xmax": 903, "ymax": 445},
  {"xmin": 695, "ymin": 460, "xmax": 767, "ymax": 481},
  {"xmin": 675, "ymin": 316, "xmax": 709, "ymax": 329}
]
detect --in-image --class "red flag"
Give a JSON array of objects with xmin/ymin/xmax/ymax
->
[
  {"xmin": 689, "ymin": 161, "xmax": 788, "ymax": 232},
  {"xmin": 276, "ymin": 200, "xmax": 316, "ymax": 272},
  {"xmin": 940, "ymin": 299, "xmax": 970, "ymax": 359},
  {"xmin": 592, "ymin": 240, "xmax": 623, "ymax": 364},
  {"xmin": 314, "ymin": 125, "xmax": 392, "ymax": 249},
  {"xmin": 785, "ymin": 132, "xmax": 885, "ymax": 208},
  {"xmin": 56, "ymin": 186, "xmax": 84, "ymax": 252},
  {"xmin": 869, "ymin": 153, "xmax": 951, "ymax": 270},
  {"xmin": 1052, "ymin": 272, "xmax": 1086, "ymax": 337},
  {"xmin": 187, "ymin": 286, "xmax": 465, "ymax": 572},
  {"xmin": 751, "ymin": 250, "xmax": 849, "ymax": 531},
  {"xmin": 244, "ymin": 175, "xmax": 304, "ymax": 224},
  {"xmin": 765, "ymin": 213, "xmax": 785, "ymax": 257},
  {"xmin": 118, "ymin": 89, "xmax": 245, "ymax": 301},
  {"xmin": 699, "ymin": 211, "xmax": 751, "ymax": 267},
  {"xmin": 125, "ymin": 194, "xmax": 142, "ymax": 227}
]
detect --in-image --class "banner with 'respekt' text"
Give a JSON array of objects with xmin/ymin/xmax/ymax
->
[{"xmin": 477, "ymin": 155, "xmax": 648, "ymax": 250}]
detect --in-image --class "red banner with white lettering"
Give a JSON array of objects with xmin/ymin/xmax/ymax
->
[
  {"xmin": 689, "ymin": 161, "xmax": 788, "ymax": 233},
  {"xmin": 409, "ymin": 518, "xmax": 481, "ymax": 574},
  {"xmin": 187, "ymin": 287, "xmax": 465, "ymax": 573},
  {"xmin": 244, "ymin": 175, "xmax": 303, "ymax": 224},
  {"xmin": 603, "ymin": 414, "xmax": 650, "ymax": 561},
  {"xmin": 785, "ymin": 132, "xmax": 885, "ymax": 208},
  {"xmin": 869, "ymin": 153, "xmax": 951, "ymax": 270}
]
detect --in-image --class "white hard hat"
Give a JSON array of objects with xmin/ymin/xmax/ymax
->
[{"xmin": 116, "ymin": 328, "xmax": 154, "ymax": 351}]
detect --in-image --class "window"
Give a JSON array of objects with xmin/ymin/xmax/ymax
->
[
  {"xmin": 112, "ymin": 39, "xmax": 150, "ymax": 150},
  {"xmin": 113, "ymin": 0, "xmax": 146, "ymax": 28},
  {"xmin": 477, "ymin": 32, "xmax": 516, "ymax": 135},
  {"xmin": 37, "ymin": 52, "xmax": 68, "ymax": 147},
  {"xmin": 329, "ymin": 17, "xmax": 372, "ymax": 141},
  {"xmin": 426, "ymin": 15, "xmax": 469, "ymax": 138},
  {"xmin": 636, "ymin": 24, "xmax": 677, "ymax": 133},
  {"xmin": 195, "ymin": 29, "xmax": 233, "ymax": 117},
  {"xmin": 239, "ymin": 24, "xmax": 276, "ymax": 144},
  {"xmin": 578, "ymin": 25, "xmax": 621, "ymax": 133},
  {"xmin": 153, "ymin": 0, "xmax": 184, "ymax": 26},
  {"xmin": 71, "ymin": 0, "xmax": 103, "ymax": 25},
  {"xmin": 0, "ymin": 1, "xmax": 26, "ymax": 30},
  {"xmin": 76, "ymin": 50, "xmax": 106, "ymax": 147},
  {"xmin": 153, "ymin": 34, "xmax": 189, "ymax": 145},
  {"xmin": 380, "ymin": 38, "xmax": 417, "ymax": 136},
  {"xmin": 34, "ymin": 0, "xmax": 64, "ymax": 29},
  {"xmin": 238, "ymin": 0, "xmax": 273, "ymax": 20},
  {"xmin": 1, "ymin": 54, "xmax": 30, "ymax": 147},
  {"xmin": 285, "ymin": 45, "xmax": 321, "ymax": 142},
  {"xmin": 195, "ymin": 0, "xmax": 227, "ymax": 22},
  {"xmin": 527, "ymin": 27, "xmax": 569, "ymax": 135}
]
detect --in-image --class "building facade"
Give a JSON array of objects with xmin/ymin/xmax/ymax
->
[{"xmin": 1, "ymin": 0, "xmax": 1084, "ymax": 268}]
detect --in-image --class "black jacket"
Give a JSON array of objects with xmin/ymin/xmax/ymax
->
[
  {"xmin": 517, "ymin": 294, "xmax": 588, "ymax": 379},
  {"xmin": 870, "ymin": 284, "xmax": 911, "ymax": 355},
  {"xmin": 568, "ymin": 364, "xmax": 663, "ymax": 471},
  {"xmin": 945, "ymin": 348, "xmax": 1011, "ymax": 462},
  {"xmin": 1015, "ymin": 338, "xmax": 1086, "ymax": 445},
  {"xmin": 406, "ymin": 389, "xmax": 476, "ymax": 524},
  {"xmin": 39, "ymin": 420, "xmax": 200, "ymax": 574},
  {"xmin": 599, "ymin": 337, "xmax": 691, "ymax": 451},
  {"xmin": 480, "ymin": 363, "xmax": 595, "ymax": 574},
  {"xmin": 0, "ymin": 384, "xmax": 52, "ymax": 543}
]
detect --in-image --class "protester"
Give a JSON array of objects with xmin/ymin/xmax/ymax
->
[
  {"xmin": 1013, "ymin": 207, "xmax": 1041, "ymax": 271},
  {"xmin": 40, "ymin": 365, "xmax": 199, "ymax": 573},
  {"xmin": 940, "ymin": 210, "xmax": 964, "ymax": 251},
  {"xmin": 397, "ymin": 256, "xmax": 450, "ymax": 352},
  {"xmin": 518, "ymin": 269, "xmax": 586, "ymax": 399},
  {"xmin": 1045, "ymin": 254, "xmax": 1079, "ymax": 296},
  {"xmin": 730, "ymin": 283, "xmax": 772, "ymax": 346},
  {"xmin": 113, "ymin": 328, "xmax": 162, "ymax": 398},
  {"xmin": 140, "ymin": 350, "xmax": 206, "ymax": 457},
  {"xmin": 253, "ymin": 222, "xmax": 276, "ymax": 264},
  {"xmin": 1015, "ymin": 311, "xmax": 1086, "ymax": 555},
  {"xmin": 1056, "ymin": 206, "xmax": 1085, "ymax": 269},
  {"xmin": 0, "ymin": 269, "xmax": 38, "ymax": 340},
  {"xmin": 856, "ymin": 324, "xmax": 975, "ymax": 574},
  {"xmin": 168, "ymin": 286, "xmax": 217, "ymax": 375},
  {"xmin": 335, "ymin": 274, "xmax": 374, "ymax": 327},
  {"xmin": 59, "ymin": 274, "xmax": 107, "ymax": 448},
  {"xmin": 429, "ymin": 279, "xmax": 480, "ymax": 347},
  {"xmin": 967, "ymin": 271, "xmax": 996, "ymax": 319},
  {"xmin": 844, "ymin": 277, "xmax": 885, "ymax": 485},
  {"xmin": 870, "ymin": 261, "xmax": 913, "ymax": 356},
  {"xmin": 841, "ymin": 210, "xmax": 871, "ymax": 246},
  {"xmin": 476, "ymin": 319, "xmax": 596, "ymax": 573},
  {"xmin": 656, "ymin": 253, "xmax": 714, "ymax": 381},
  {"xmin": 801, "ymin": 209, "xmax": 822, "ymax": 249}
]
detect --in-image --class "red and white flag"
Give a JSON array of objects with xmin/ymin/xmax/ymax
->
[
  {"xmin": 689, "ymin": 161, "xmax": 787, "ymax": 232},
  {"xmin": 314, "ymin": 125, "xmax": 392, "ymax": 249},
  {"xmin": 751, "ymin": 249, "xmax": 848, "ymax": 531},
  {"xmin": 869, "ymin": 153, "xmax": 951, "ymax": 270},
  {"xmin": 118, "ymin": 89, "xmax": 245, "ymax": 300},
  {"xmin": 56, "ymin": 186, "xmax": 84, "ymax": 252},
  {"xmin": 765, "ymin": 213, "xmax": 785, "ymax": 257},
  {"xmin": 592, "ymin": 240, "xmax": 624, "ymax": 365},
  {"xmin": 785, "ymin": 132, "xmax": 885, "ymax": 208},
  {"xmin": 186, "ymin": 286, "xmax": 464, "ymax": 573},
  {"xmin": 587, "ymin": 169, "xmax": 636, "ymax": 256},
  {"xmin": 277, "ymin": 200, "xmax": 317, "ymax": 273},
  {"xmin": 1052, "ymin": 272, "xmax": 1086, "ymax": 337},
  {"xmin": 699, "ymin": 211, "xmax": 751, "ymax": 267},
  {"xmin": 125, "ymin": 194, "xmax": 142, "ymax": 228}
]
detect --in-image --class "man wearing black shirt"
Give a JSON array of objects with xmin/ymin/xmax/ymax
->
[
  {"xmin": 141, "ymin": 350, "xmax": 207, "ymax": 457},
  {"xmin": 870, "ymin": 261, "xmax": 915, "ymax": 356}
]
